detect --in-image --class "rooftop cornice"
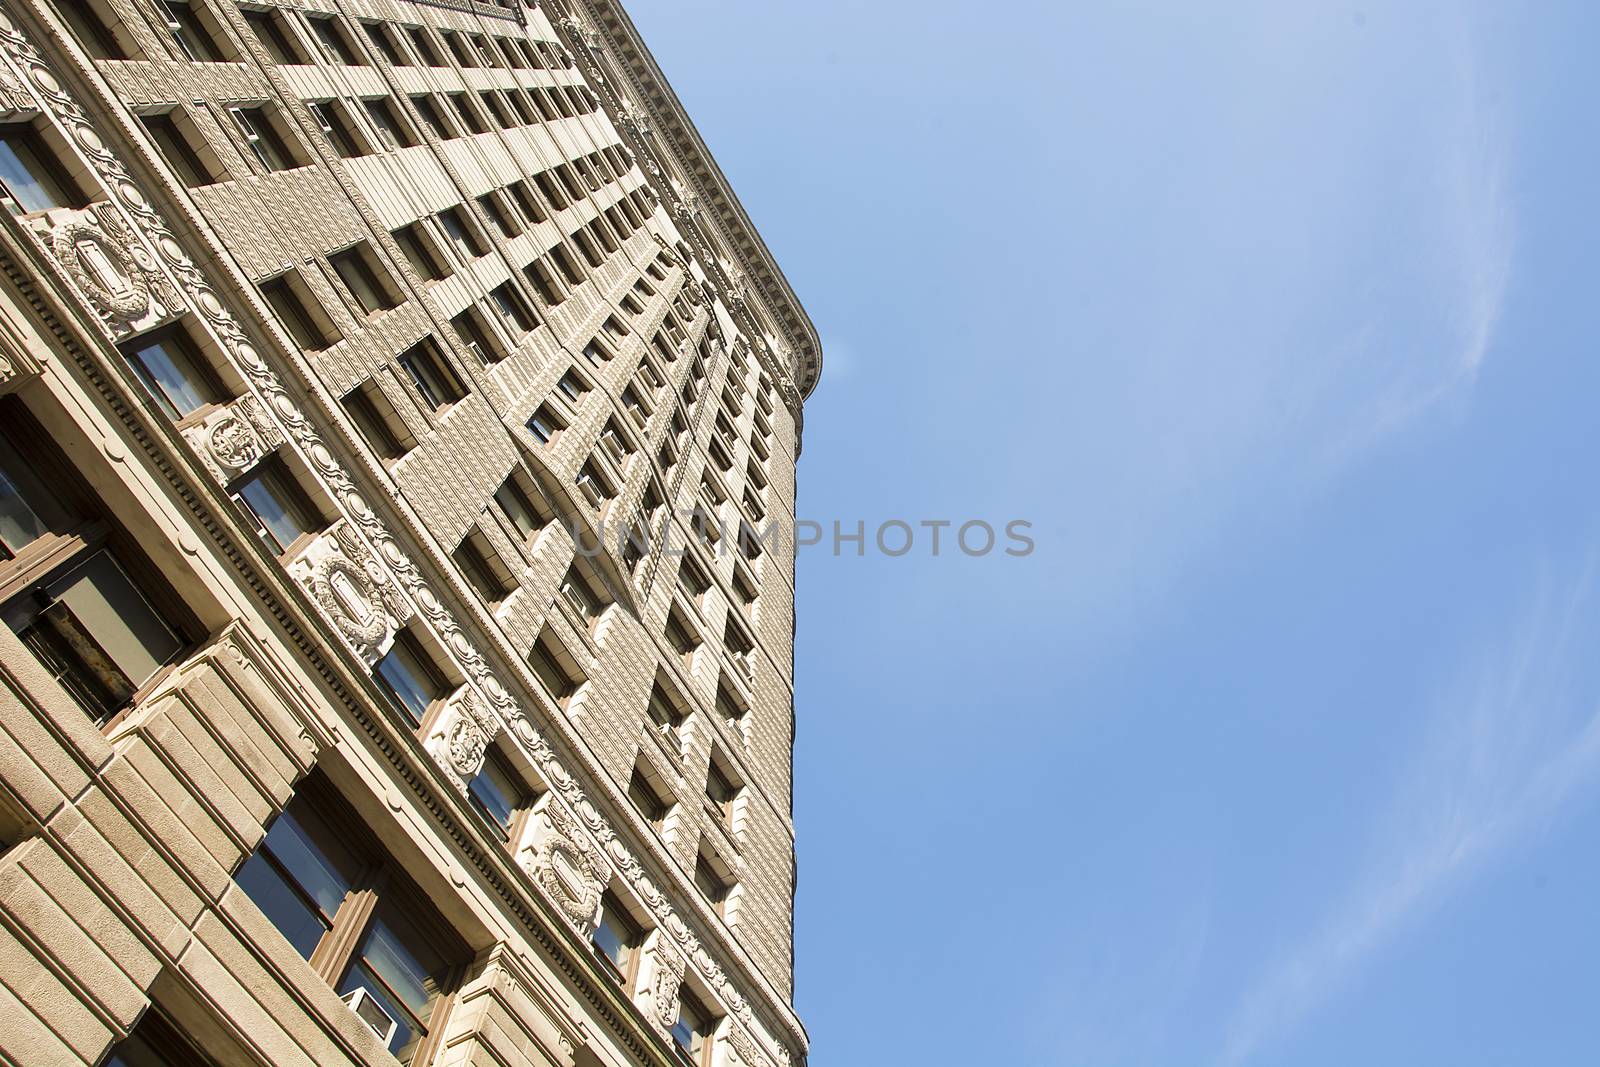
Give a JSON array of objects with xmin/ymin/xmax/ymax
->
[{"xmin": 569, "ymin": 0, "xmax": 823, "ymax": 405}]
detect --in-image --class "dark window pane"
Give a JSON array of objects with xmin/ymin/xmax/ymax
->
[
  {"xmin": 374, "ymin": 639, "xmax": 435, "ymax": 724},
  {"xmin": 234, "ymin": 850, "xmax": 328, "ymax": 958}
]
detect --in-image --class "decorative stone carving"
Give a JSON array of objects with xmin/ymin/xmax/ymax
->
[
  {"xmin": 180, "ymin": 394, "xmax": 285, "ymax": 486},
  {"xmin": 31, "ymin": 204, "xmax": 182, "ymax": 338},
  {"xmin": 522, "ymin": 800, "xmax": 609, "ymax": 935},
  {"xmin": 423, "ymin": 688, "xmax": 496, "ymax": 783},
  {"xmin": 287, "ymin": 521, "xmax": 410, "ymax": 664},
  {"xmin": 642, "ymin": 939, "xmax": 687, "ymax": 1035}
]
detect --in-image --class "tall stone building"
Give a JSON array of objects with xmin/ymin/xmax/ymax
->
[{"xmin": 0, "ymin": 0, "xmax": 818, "ymax": 1063}]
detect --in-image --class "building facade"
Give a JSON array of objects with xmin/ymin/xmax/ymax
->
[{"xmin": 0, "ymin": 0, "xmax": 817, "ymax": 1064}]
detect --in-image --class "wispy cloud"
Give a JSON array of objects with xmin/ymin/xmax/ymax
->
[
  {"xmin": 1222, "ymin": 555, "xmax": 1600, "ymax": 1065},
  {"xmin": 1327, "ymin": 23, "xmax": 1514, "ymax": 462}
]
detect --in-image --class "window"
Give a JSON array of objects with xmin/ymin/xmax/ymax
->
[
  {"xmin": 705, "ymin": 753, "xmax": 739, "ymax": 829},
  {"xmin": 117, "ymin": 326, "xmax": 221, "ymax": 421},
  {"xmin": 331, "ymin": 242, "xmax": 401, "ymax": 315},
  {"xmin": 308, "ymin": 99, "xmax": 369, "ymax": 158},
  {"xmin": 244, "ymin": 9, "xmax": 306, "ymax": 64},
  {"xmin": 665, "ymin": 606, "xmax": 700, "ymax": 666},
  {"xmin": 161, "ymin": 1, "xmax": 232, "ymax": 62},
  {"xmin": 558, "ymin": 564, "xmax": 607, "ymax": 627},
  {"xmin": 140, "ymin": 111, "xmax": 224, "ymax": 186},
  {"xmin": 477, "ymin": 192, "xmax": 519, "ymax": 240},
  {"xmin": 442, "ymin": 30, "xmax": 475, "ymax": 68},
  {"xmin": 391, "ymin": 221, "xmax": 450, "ymax": 281},
  {"xmin": 556, "ymin": 371, "xmax": 588, "ymax": 403},
  {"xmin": 0, "ymin": 124, "xmax": 86, "ymax": 215},
  {"xmin": 508, "ymin": 180, "xmax": 544, "ymax": 225},
  {"xmin": 488, "ymin": 282, "xmax": 537, "ymax": 337},
  {"xmin": 646, "ymin": 680, "xmax": 686, "ymax": 752},
  {"xmin": 478, "ymin": 91, "xmax": 512, "ymax": 130},
  {"xmin": 373, "ymin": 628, "xmax": 448, "ymax": 727},
  {"xmin": 103, "ymin": 1008, "xmax": 219, "ymax": 1066},
  {"xmin": 363, "ymin": 97, "xmax": 417, "ymax": 151},
  {"xmin": 524, "ymin": 259, "xmax": 565, "ymax": 306},
  {"xmin": 342, "ymin": 379, "xmax": 414, "ymax": 462},
  {"xmin": 525, "ymin": 404, "xmax": 564, "ymax": 445},
  {"xmin": 581, "ymin": 337, "xmax": 613, "ymax": 368},
  {"xmin": 621, "ymin": 385, "xmax": 648, "ymax": 427},
  {"xmin": 466, "ymin": 748, "xmax": 530, "ymax": 842},
  {"xmin": 677, "ymin": 554, "xmax": 711, "ymax": 605},
  {"xmin": 551, "ymin": 245, "xmax": 584, "ymax": 287},
  {"xmin": 410, "ymin": 95, "xmax": 454, "ymax": 140},
  {"xmin": 670, "ymin": 985, "xmax": 717, "ymax": 1066},
  {"xmin": 451, "ymin": 307, "xmax": 506, "ymax": 366},
  {"xmin": 592, "ymin": 892, "xmax": 643, "ymax": 986},
  {"xmin": 731, "ymin": 562, "xmax": 758, "ymax": 610},
  {"xmin": 449, "ymin": 94, "xmax": 486, "ymax": 136},
  {"xmin": 438, "ymin": 207, "xmax": 486, "ymax": 260},
  {"xmin": 227, "ymin": 106, "xmax": 302, "ymax": 172},
  {"xmin": 627, "ymin": 762, "xmax": 669, "ymax": 830},
  {"xmin": 407, "ymin": 27, "xmax": 443, "ymax": 67},
  {"xmin": 57, "ymin": 0, "xmax": 133, "ymax": 60},
  {"xmin": 527, "ymin": 627, "xmax": 582, "ymax": 707},
  {"xmin": 308, "ymin": 14, "xmax": 362, "ymax": 65},
  {"xmin": 693, "ymin": 852, "xmax": 731, "ymax": 917},
  {"xmin": 261, "ymin": 270, "xmax": 340, "ymax": 352},
  {"xmin": 575, "ymin": 458, "xmax": 616, "ymax": 509},
  {"xmin": 234, "ymin": 782, "xmax": 466, "ymax": 1064},
  {"xmin": 453, "ymin": 528, "xmax": 516, "ymax": 608},
  {"xmin": 494, "ymin": 473, "xmax": 548, "ymax": 543},
  {"xmin": 0, "ymin": 414, "xmax": 187, "ymax": 725},
  {"xmin": 230, "ymin": 460, "xmax": 318, "ymax": 557},
  {"xmin": 363, "ymin": 22, "xmax": 407, "ymax": 66},
  {"xmin": 715, "ymin": 678, "xmax": 747, "ymax": 732},
  {"xmin": 397, "ymin": 338, "xmax": 466, "ymax": 412}
]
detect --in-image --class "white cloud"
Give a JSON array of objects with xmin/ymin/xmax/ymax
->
[{"xmin": 1221, "ymin": 556, "xmax": 1600, "ymax": 1065}]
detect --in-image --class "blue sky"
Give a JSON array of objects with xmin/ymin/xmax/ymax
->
[{"xmin": 629, "ymin": 2, "xmax": 1600, "ymax": 1063}]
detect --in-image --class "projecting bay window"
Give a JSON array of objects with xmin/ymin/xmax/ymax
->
[
  {"xmin": 117, "ymin": 325, "xmax": 225, "ymax": 423},
  {"xmin": 229, "ymin": 459, "xmax": 320, "ymax": 558},
  {"xmin": 372, "ymin": 627, "xmax": 449, "ymax": 728},
  {"xmin": 0, "ymin": 412, "xmax": 189, "ymax": 726},
  {"xmin": 0, "ymin": 123, "xmax": 89, "ymax": 216},
  {"xmin": 233, "ymin": 781, "xmax": 466, "ymax": 1064}
]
